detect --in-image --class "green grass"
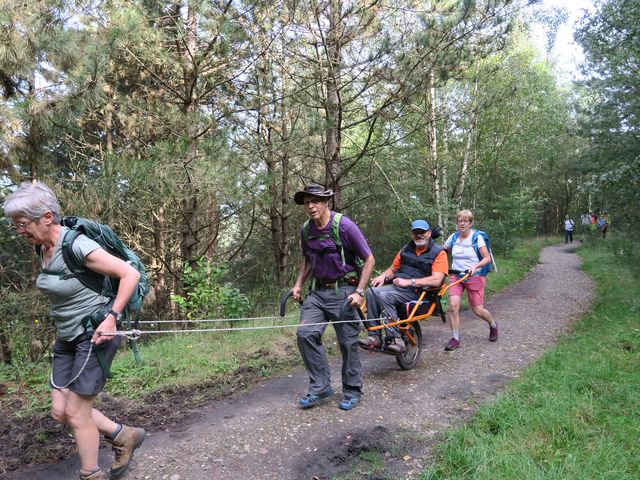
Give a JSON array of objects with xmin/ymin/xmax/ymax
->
[
  {"xmin": 106, "ymin": 320, "xmax": 302, "ymax": 397},
  {"xmin": 0, "ymin": 235, "xmax": 557, "ymax": 417},
  {"xmin": 0, "ymin": 316, "xmax": 303, "ymax": 413},
  {"xmin": 421, "ymin": 235, "xmax": 640, "ymax": 480}
]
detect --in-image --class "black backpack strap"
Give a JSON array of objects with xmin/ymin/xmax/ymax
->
[
  {"xmin": 61, "ymin": 229, "xmax": 106, "ymax": 295},
  {"xmin": 35, "ymin": 242, "xmax": 77, "ymax": 280}
]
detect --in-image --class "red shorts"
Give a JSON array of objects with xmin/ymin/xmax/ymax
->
[{"xmin": 448, "ymin": 275, "xmax": 486, "ymax": 307}]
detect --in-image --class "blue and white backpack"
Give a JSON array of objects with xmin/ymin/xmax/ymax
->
[{"xmin": 450, "ymin": 229, "xmax": 497, "ymax": 276}]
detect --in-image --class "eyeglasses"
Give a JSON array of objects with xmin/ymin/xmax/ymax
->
[
  {"xmin": 10, "ymin": 217, "xmax": 40, "ymax": 230},
  {"xmin": 412, "ymin": 229, "xmax": 428, "ymax": 235},
  {"xmin": 456, "ymin": 219, "xmax": 470, "ymax": 224}
]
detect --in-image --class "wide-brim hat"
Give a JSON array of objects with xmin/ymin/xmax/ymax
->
[{"xmin": 293, "ymin": 184, "xmax": 334, "ymax": 205}]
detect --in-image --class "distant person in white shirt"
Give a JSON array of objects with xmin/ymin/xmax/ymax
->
[{"xmin": 564, "ymin": 215, "xmax": 575, "ymax": 244}]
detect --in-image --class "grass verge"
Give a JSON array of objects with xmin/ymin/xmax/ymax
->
[{"xmin": 421, "ymin": 235, "xmax": 640, "ymax": 480}]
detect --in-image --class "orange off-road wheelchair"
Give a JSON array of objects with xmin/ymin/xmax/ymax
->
[{"xmin": 340, "ymin": 269, "xmax": 471, "ymax": 370}]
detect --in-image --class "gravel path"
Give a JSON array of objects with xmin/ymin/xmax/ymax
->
[{"xmin": 16, "ymin": 243, "xmax": 594, "ymax": 480}]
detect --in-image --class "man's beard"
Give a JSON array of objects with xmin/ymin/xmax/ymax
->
[{"xmin": 414, "ymin": 239, "xmax": 427, "ymax": 247}]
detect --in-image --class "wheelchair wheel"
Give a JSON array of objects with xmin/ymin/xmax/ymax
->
[{"xmin": 396, "ymin": 322, "xmax": 422, "ymax": 370}]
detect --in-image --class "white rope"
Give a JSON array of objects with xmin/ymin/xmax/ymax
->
[
  {"xmin": 136, "ymin": 314, "xmax": 299, "ymax": 324},
  {"xmin": 99, "ymin": 315, "xmax": 394, "ymax": 339},
  {"xmin": 50, "ymin": 342, "xmax": 94, "ymax": 390}
]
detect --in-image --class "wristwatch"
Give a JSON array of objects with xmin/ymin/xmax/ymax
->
[
  {"xmin": 355, "ymin": 288, "xmax": 365, "ymax": 296},
  {"xmin": 107, "ymin": 309, "xmax": 122, "ymax": 321},
  {"xmin": 411, "ymin": 278, "xmax": 417, "ymax": 287}
]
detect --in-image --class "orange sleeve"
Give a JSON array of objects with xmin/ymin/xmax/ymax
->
[
  {"xmin": 432, "ymin": 250, "xmax": 449, "ymax": 275},
  {"xmin": 391, "ymin": 251, "xmax": 402, "ymax": 271}
]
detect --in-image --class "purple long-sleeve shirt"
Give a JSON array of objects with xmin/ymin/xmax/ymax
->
[{"xmin": 301, "ymin": 211, "xmax": 371, "ymax": 283}]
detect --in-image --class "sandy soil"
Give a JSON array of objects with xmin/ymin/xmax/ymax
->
[{"xmin": 9, "ymin": 243, "xmax": 594, "ymax": 480}]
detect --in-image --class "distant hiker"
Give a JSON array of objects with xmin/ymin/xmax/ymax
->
[
  {"xmin": 598, "ymin": 210, "xmax": 610, "ymax": 239},
  {"xmin": 564, "ymin": 215, "xmax": 575, "ymax": 244},
  {"xmin": 291, "ymin": 184, "xmax": 374, "ymax": 411},
  {"xmin": 442, "ymin": 209, "xmax": 498, "ymax": 351},
  {"xmin": 580, "ymin": 212, "xmax": 591, "ymax": 242},
  {"xmin": 359, "ymin": 219, "xmax": 447, "ymax": 353},
  {"xmin": 4, "ymin": 181, "xmax": 146, "ymax": 480}
]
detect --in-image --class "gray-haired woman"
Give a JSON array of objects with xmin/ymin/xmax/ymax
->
[{"xmin": 4, "ymin": 181, "xmax": 145, "ymax": 480}]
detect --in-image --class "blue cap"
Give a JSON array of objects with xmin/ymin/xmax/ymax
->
[{"xmin": 410, "ymin": 219, "xmax": 430, "ymax": 231}]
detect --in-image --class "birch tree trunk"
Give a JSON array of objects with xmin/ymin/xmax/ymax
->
[
  {"xmin": 455, "ymin": 70, "xmax": 480, "ymax": 210},
  {"xmin": 441, "ymin": 113, "xmax": 450, "ymax": 230},
  {"xmin": 428, "ymin": 69, "xmax": 442, "ymax": 227}
]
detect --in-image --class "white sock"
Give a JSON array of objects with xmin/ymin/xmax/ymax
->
[{"xmin": 452, "ymin": 331, "xmax": 459, "ymax": 340}]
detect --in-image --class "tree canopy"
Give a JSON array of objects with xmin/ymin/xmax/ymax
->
[{"xmin": 1, "ymin": 0, "xmax": 636, "ymax": 362}]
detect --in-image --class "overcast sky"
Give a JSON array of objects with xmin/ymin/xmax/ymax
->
[{"xmin": 530, "ymin": 0, "xmax": 598, "ymax": 82}]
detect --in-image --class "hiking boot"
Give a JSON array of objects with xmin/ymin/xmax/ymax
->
[
  {"xmin": 358, "ymin": 335, "xmax": 382, "ymax": 350},
  {"xmin": 339, "ymin": 395, "xmax": 361, "ymax": 411},
  {"xmin": 108, "ymin": 425, "xmax": 146, "ymax": 479},
  {"xmin": 489, "ymin": 322, "xmax": 499, "ymax": 342},
  {"xmin": 445, "ymin": 337, "xmax": 460, "ymax": 351},
  {"xmin": 79, "ymin": 469, "xmax": 108, "ymax": 480},
  {"xmin": 299, "ymin": 387, "xmax": 334, "ymax": 409},
  {"xmin": 386, "ymin": 337, "xmax": 405, "ymax": 353}
]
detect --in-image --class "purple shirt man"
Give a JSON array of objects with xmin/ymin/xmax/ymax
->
[
  {"xmin": 301, "ymin": 211, "xmax": 372, "ymax": 283},
  {"xmin": 291, "ymin": 184, "xmax": 375, "ymax": 412}
]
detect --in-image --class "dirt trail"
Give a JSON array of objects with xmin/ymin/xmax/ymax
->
[{"xmin": 14, "ymin": 244, "xmax": 594, "ymax": 480}]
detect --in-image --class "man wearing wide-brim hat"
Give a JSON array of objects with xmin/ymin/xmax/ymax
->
[
  {"xmin": 359, "ymin": 219, "xmax": 448, "ymax": 353},
  {"xmin": 291, "ymin": 184, "xmax": 375, "ymax": 411}
]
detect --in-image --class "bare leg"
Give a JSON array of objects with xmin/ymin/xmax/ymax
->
[
  {"xmin": 51, "ymin": 388, "xmax": 71, "ymax": 426},
  {"xmin": 64, "ymin": 391, "xmax": 100, "ymax": 473},
  {"xmin": 471, "ymin": 304, "xmax": 494, "ymax": 325},
  {"xmin": 51, "ymin": 388, "xmax": 120, "ymax": 475},
  {"xmin": 448, "ymin": 295, "xmax": 462, "ymax": 334},
  {"xmin": 92, "ymin": 407, "xmax": 119, "ymax": 436},
  {"xmin": 52, "ymin": 388, "xmax": 119, "ymax": 432}
]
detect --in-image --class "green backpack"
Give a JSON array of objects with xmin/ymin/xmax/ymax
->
[
  {"xmin": 38, "ymin": 217, "xmax": 149, "ymax": 375},
  {"xmin": 58, "ymin": 217, "xmax": 149, "ymax": 321},
  {"xmin": 302, "ymin": 212, "xmax": 364, "ymax": 271}
]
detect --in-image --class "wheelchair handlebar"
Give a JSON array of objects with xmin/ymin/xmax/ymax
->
[
  {"xmin": 279, "ymin": 290, "xmax": 302, "ymax": 317},
  {"xmin": 448, "ymin": 269, "xmax": 470, "ymax": 276},
  {"xmin": 339, "ymin": 297, "xmax": 365, "ymax": 323}
]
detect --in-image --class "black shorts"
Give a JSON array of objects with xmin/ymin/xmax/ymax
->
[{"xmin": 50, "ymin": 333, "xmax": 121, "ymax": 396}]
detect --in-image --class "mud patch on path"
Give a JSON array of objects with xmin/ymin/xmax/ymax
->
[{"xmin": 294, "ymin": 425, "xmax": 429, "ymax": 480}]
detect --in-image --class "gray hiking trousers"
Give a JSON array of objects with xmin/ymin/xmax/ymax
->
[
  {"xmin": 364, "ymin": 285, "xmax": 420, "ymax": 338},
  {"xmin": 296, "ymin": 285, "xmax": 363, "ymax": 397}
]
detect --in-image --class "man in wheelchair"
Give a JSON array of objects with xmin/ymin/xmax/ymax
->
[{"xmin": 359, "ymin": 219, "xmax": 448, "ymax": 353}]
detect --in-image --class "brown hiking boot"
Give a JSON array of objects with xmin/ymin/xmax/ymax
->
[
  {"xmin": 79, "ymin": 469, "xmax": 108, "ymax": 479},
  {"xmin": 107, "ymin": 425, "xmax": 146, "ymax": 479}
]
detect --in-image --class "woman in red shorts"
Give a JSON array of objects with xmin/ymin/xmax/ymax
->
[{"xmin": 442, "ymin": 210, "xmax": 498, "ymax": 351}]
